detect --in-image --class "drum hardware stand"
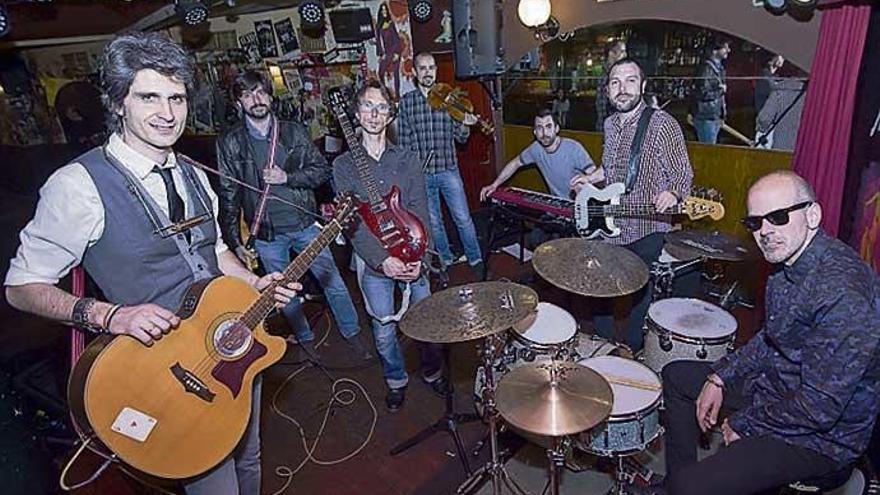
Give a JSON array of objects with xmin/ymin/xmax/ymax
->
[
  {"xmin": 389, "ymin": 345, "xmax": 481, "ymax": 476},
  {"xmin": 707, "ymin": 280, "xmax": 755, "ymax": 311},
  {"xmin": 540, "ymin": 437, "xmax": 570, "ymax": 495},
  {"xmin": 650, "ymin": 257, "xmax": 703, "ymax": 300},
  {"xmin": 457, "ymin": 335, "xmax": 530, "ymax": 495}
]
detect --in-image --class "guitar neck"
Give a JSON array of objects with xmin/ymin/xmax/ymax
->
[
  {"xmin": 335, "ymin": 110, "xmax": 383, "ymax": 206},
  {"xmin": 238, "ymin": 221, "xmax": 342, "ymax": 328},
  {"xmin": 595, "ymin": 202, "xmax": 683, "ymax": 216}
]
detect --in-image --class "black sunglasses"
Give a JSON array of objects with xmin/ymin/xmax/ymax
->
[{"xmin": 741, "ymin": 201, "xmax": 812, "ymax": 232}]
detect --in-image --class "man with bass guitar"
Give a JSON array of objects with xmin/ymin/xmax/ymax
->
[
  {"xmin": 333, "ymin": 80, "xmax": 445, "ymax": 413},
  {"xmin": 571, "ymin": 57, "xmax": 693, "ymax": 353},
  {"xmin": 4, "ymin": 32, "xmax": 299, "ymax": 493}
]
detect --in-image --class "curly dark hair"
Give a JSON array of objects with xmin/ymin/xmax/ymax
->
[{"xmin": 100, "ymin": 31, "xmax": 194, "ymax": 134}]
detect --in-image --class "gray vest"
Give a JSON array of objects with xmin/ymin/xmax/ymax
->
[{"xmin": 79, "ymin": 147, "xmax": 220, "ymax": 311}]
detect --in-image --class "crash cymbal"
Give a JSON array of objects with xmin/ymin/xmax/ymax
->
[
  {"xmin": 532, "ymin": 238, "xmax": 649, "ymax": 297},
  {"xmin": 495, "ymin": 361, "xmax": 613, "ymax": 437},
  {"xmin": 399, "ymin": 282, "xmax": 539, "ymax": 344},
  {"xmin": 665, "ymin": 229, "xmax": 758, "ymax": 262}
]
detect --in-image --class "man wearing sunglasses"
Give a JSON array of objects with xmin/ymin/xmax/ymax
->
[{"xmin": 646, "ymin": 171, "xmax": 880, "ymax": 495}]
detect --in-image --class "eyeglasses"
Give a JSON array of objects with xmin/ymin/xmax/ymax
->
[
  {"xmin": 359, "ymin": 101, "xmax": 391, "ymax": 114},
  {"xmin": 741, "ymin": 201, "xmax": 812, "ymax": 232}
]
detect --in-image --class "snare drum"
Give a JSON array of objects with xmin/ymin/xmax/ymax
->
[
  {"xmin": 642, "ymin": 298, "xmax": 737, "ymax": 373},
  {"xmin": 574, "ymin": 356, "xmax": 663, "ymax": 456},
  {"xmin": 509, "ymin": 302, "xmax": 578, "ymax": 362}
]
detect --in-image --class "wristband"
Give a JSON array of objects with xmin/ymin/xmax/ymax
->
[
  {"xmin": 706, "ymin": 374, "xmax": 725, "ymax": 389},
  {"xmin": 102, "ymin": 304, "xmax": 123, "ymax": 332}
]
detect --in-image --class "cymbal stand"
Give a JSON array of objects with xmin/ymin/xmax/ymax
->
[
  {"xmin": 457, "ymin": 334, "xmax": 529, "ymax": 495},
  {"xmin": 650, "ymin": 257, "xmax": 704, "ymax": 300},
  {"xmin": 542, "ymin": 437, "xmax": 569, "ymax": 495},
  {"xmin": 389, "ymin": 345, "xmax": 480, "ymax": 476}
]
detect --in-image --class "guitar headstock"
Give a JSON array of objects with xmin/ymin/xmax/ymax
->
[
  {"xmin": 331, "ymin": 192, "xmax": 359, "ymax": 227},
  {"xmin": 325, "ymin": 87, "xmax": 349, "ymax": 118},
  {"xmin": 683, "ymin": 187, "xmax": 725, "ymax": 221}
]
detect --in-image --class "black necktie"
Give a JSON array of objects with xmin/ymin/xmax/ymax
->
[{"xmin": 153, "ymin": 166, "xmax": 185, "ymax": 225}]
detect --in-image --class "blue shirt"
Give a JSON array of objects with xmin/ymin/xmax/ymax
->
[{"xmin": 712, "ymin": 231, "xmax": 880, "ymax": 464}]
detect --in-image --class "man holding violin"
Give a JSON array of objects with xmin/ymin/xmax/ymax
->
[{"xmin": 398, "ymin": 52, "xmax": 484, "ymax": 277}]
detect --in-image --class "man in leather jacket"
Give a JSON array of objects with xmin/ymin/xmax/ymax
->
[
  {"xmin": 216, "ymin": 70, "xmax": 369, "ymax": 362},
  {"xmin": 691, "ymin": 39, "xmax": 730, "ymax": 144}
]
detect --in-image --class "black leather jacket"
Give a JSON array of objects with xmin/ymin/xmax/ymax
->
[
  {"xmin": 691, "ymin": 58, "xmax": 727, "ymax": 120},
  {"xmin": 216, "ymin": 119, "xmax": 330, "ymax": 249}
]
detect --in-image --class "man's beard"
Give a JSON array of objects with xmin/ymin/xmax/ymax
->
[
  {"xmin": 243, "ymin": 104, "xmax": 270, "ymax": 120},
  {"xmin": 418, "ymin": 76, "xmax": 435, "ymax": 88},
  {"xmin": 611, "ymin": 93, "xmax": 641, "ymax": 113}
]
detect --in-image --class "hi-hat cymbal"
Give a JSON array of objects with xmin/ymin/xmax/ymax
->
[
  {"xmin": 532, "ymin": 238, "xmax": 649, "ymax": 297},
  {"xmin": 399, "ymin": 282, "xmax": 538, "ymax": 344},
  {"xmin": 495, "ymin": 361, "xmax": 613, "ymax": 437},
  {"xmin": 665, "ymin": 229, "xmax": 758, "ymax": 262}
]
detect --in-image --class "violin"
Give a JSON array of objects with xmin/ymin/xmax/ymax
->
[{"xmin": 426, "ymin": 82, "xmax": 495, "ymax": 135}]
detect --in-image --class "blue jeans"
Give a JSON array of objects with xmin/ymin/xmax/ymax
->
[
  {"xmin": 254, "ymin": 224, "xmax": 361, "ymax": 342},
  {"xmin": 425, "ymin": 169, "xmax": 483, "ymax": 266},
  {"xmin": 185, "ymin": 376, "xmax": 262, "ymax": 495},
  {"xmin": 356, "ymin": 263, "xmax": 441, "ymax": 389},
  {"xmin": 694, "ymin": 118, "xmax": 721, "ymax": 144}
]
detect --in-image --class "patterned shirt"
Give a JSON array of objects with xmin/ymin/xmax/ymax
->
[
  {"xmin": 713, "ymin": 231, "xmax": 880, "ymax": 465},
  {"xmin": 397, "ymin": 88, "xmax": 470, "ymax": 174},
  {"xmin": 601, "ymin": 101, "xmax": 693, "ymax": 245}
]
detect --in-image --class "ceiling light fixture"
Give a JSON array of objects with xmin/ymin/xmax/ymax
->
[
  {"xmin": 517, "ymin": 0, "xmax": 551, "ymax": 28},
  {"xmin": 411, "ymin": 0, "xmax": 433, "ymax": 24},
  {"xmin": 175, "ymin": 0, "xmax": 209, "ymax": 26}
]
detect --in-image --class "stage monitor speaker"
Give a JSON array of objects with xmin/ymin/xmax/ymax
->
[
  {"xmin": 329, "ymin": 7, "xmax": 375, "ymax": 43},
  {"xmin": 452, "ymin": 0, "xmax": 505, "ymax": 79}
]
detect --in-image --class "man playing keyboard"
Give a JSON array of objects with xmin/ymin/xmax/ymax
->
[{"xmin": 480, "ymin": 109, "xmax": 597, "ymax": 201}]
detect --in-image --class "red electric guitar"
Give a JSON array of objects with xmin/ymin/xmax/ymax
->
[{"xmin": 326, "ymin": 87, "xmax": 427, "ymax": 263}]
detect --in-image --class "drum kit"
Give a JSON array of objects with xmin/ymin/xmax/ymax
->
[{"xmin": 397, "ymin": 231, "xmax": 754, "ymax": 495}]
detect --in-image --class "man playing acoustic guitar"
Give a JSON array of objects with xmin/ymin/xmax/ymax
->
[{"xmin": 4, "ymin": 32, "xmax": 298, "ymax": 494}]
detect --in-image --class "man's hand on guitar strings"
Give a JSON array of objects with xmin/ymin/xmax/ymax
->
[
  {"xmin": 254, "ymin": 272, "xmax": 301, "ymax": 308},
  {"xmin": 107, "ymin": 304, "xmax": 180, "ymax": 346}
]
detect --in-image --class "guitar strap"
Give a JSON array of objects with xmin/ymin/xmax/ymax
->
[{"xmin": 624, "ymin": 106, "xmax": 655, "ymax": 193}]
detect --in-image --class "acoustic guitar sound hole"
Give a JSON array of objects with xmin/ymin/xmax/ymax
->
[{"xmin": 212, "ymin": 319, "xmax": 253, "ymax": 359}]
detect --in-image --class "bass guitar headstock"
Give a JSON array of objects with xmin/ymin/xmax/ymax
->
[{"xmin": 683, "ymin": 187, "xmax": 725, "ymax": 221}]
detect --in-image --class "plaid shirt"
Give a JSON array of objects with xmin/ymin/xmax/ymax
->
[
  {"xmin": 601, "ymin": 102, "xmax": 693, "ymax": 245},
  {"xmin": 397, "ymin": 88, "xmax": 470, "ymax": 174}
]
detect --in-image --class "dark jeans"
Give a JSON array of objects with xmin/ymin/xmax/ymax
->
[{"xmin": 662, "ymin": 361, "xmax": 839, "ymax": 495}]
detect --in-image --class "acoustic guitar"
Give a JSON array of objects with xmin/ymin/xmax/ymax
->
[{"xmin": 67, "ymin": 195, "xmax": 357, "ymax": 480}]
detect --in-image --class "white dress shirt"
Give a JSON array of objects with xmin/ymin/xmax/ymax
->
[{"xmin": 5, "ymin": 133, "xmax": 229, "ymax": 287}]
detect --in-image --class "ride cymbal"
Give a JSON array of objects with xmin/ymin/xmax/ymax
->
[
  {"xmin": 533, "ymin": 238, "xmax": 649, "ymax": 297},
  {"xmin": 399, "ymin": 282, "xmax": 538, "ymax": 344},
  {"xmin": 665, "ymin": 229, "xmax": 758, "ymax": 262}
]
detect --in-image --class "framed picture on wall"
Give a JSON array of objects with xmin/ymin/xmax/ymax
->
[
  {"xmin": 238, "ymin": 32, "xmax": 262, "ymax": 64},
  {"xmin": 274, "ymin": 18, "xmax": 300, "ymax": 57},
  {"xmin": 254, "ymin": 19, "xmax": 279, "ymax": 58}
]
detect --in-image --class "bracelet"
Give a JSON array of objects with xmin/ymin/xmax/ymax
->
[
  {"xmin": 705, "ymin": 374, "xmax": 725, "ymax": 389},
  {"xmin": 72, "ymin": 297, "xmax": 101, "ymax": 333},
  {"xmin": 102, "ymin": 304, "xmax": 123, "ymax": 332}
]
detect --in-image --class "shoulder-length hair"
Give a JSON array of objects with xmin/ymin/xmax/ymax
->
[{"xmin": 100, "ymin": 31, "xmax": 195, "ymax": 134}]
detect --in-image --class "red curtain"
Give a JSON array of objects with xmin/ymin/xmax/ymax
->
[{"xmin": 792, "ymin": 2, "xmax": 872, "ymax": 236}]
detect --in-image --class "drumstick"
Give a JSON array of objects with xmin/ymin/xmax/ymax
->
[{"xmin": 602, "ymin": 374, "xmax": 662, "ymax": 392}]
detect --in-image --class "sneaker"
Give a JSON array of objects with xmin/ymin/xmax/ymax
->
[
  {"xmin": 344, "ymin": 332, "xmax": 374, "ymax": 362},
  {"xmin": 422, "ymin": 374, "xmax": 450, "ymax": 398},
  {"xmin": 386, "ymin": 386, "xmax": 406, "ymax": 412}
]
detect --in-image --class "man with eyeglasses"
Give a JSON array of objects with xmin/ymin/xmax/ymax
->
[
  {"xmin": 642, "ymin": 170, "xmax": 880, "ymax": 495},
  {"xmin": 216, "ymin": 70, "xmax": 369, "ymax": 364},
  {"xmin": 333, "ymin": 79, "xmax": 444, "ymax": 412}
]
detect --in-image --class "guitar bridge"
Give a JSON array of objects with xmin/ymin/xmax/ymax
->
[{"xmin": 171, "ymin": 362, "xmax": 215, "ymax": 403}]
